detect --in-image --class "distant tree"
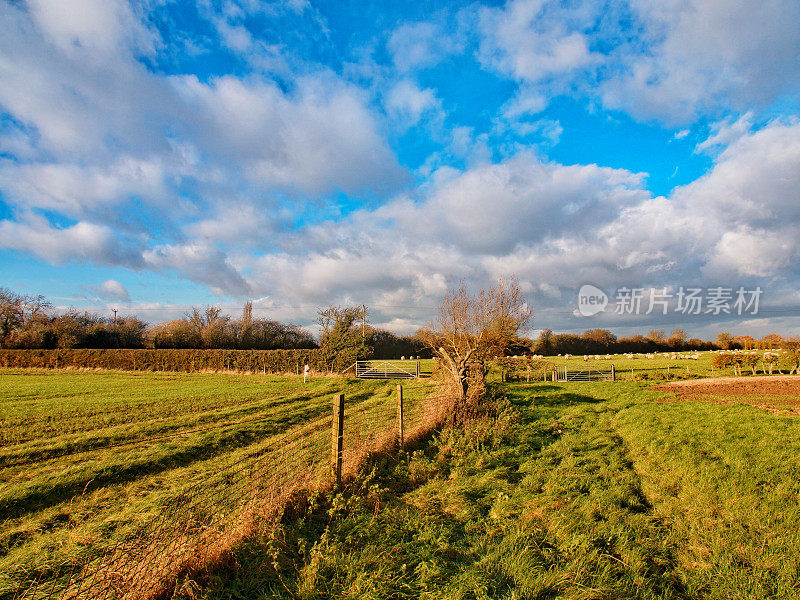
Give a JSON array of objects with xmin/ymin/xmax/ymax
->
[
  {"xmin": 151, "ymin": 319, "xmax": 201, "ymax": 349},
  {"xmin": 647, "ymin": 329, "xmax": 665, "ymax": 343},
  {"xmin": 532, "ymin": 329, "xmax": 554, "ymax": 355},
  {"xmin": 366, "ymin": 327, "xmax": 427, "ymax": 359},
  {"xmin": 317, "ymin": 305, "xmax": 373, "ymax": 371},
  {"xmin": 0, "ymin": 288, "xmax": 24, "ymax": 347},
  {"xmin": 716, "ymin": 332, "xmax": 735, "ymax": 350},
  {"xmin": 187, "ymin": 306, "xmax": 233, "ymax": 348},
  {"xmin": 780, "ymin": 337, "xmax": 800, "ymax": 374},
  {"xmin": 760, "ymin": 333, "xmax": 783, "ymax": 350},
  {"xmin": 735, "ymin": 334, "xmax": 757, "ymax": 350},
  {"xmin": 667, "ymin": 328, "xmax": 687, "ymax": 348},
  {"xmin": 109, "ymin": 317, "xmax": 148, "ymax": 348},
  {"xmin": 581, "ymin": 328, "xmax": 617, "ymax": 353}
]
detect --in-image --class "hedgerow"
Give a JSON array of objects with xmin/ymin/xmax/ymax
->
[{"xmin": 0, "ymin": 348, "xmax": 329, "ymax": 373}]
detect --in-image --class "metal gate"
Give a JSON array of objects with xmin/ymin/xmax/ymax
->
[
  {"xmin": 353, "ymin": 360, "xmax": 423, "ymax": 379},
  {"xmin": 554, "ymin": 365, "xmax": 615, "ymax": 381}
]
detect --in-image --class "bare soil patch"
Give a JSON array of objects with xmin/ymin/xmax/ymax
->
[{"xmin": 652, "ymin": 376, "xmax": 800, "ymax": 415}]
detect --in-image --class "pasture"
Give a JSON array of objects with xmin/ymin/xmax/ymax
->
[
  {"xmin": 547, "ymin": 350, "xmax": 718, "ymax": 378},
  {"xmin": 0, "ymin": 369, "xmax": 435, "ymax": 598},
  {"xmin": 5, "ymin": 367, "xmax": 800, "ymax": 599},
  {"xmin": 202, "ymin": 378, "xmax": 800, "ymax": 599}
]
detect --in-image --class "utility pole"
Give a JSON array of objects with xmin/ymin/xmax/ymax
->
[
  {"xmin": 112, "ymin": 309, "xmax": 117, "ymax": 324},
  {"xmin": 361, "ymin": 304, "xmax": 368, "ymax": 338}
]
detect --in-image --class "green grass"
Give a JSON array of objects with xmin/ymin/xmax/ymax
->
[
  {"xmin": 546, "ymin": 351, "xmax": 719, "ymax": 379},
  {"xmin": 0, "ymin": 368, "xmax": 435, "ymax": 598},
  {"xmin": 198, "ymin": 380, "xmax": 800, "ymax": 599}
]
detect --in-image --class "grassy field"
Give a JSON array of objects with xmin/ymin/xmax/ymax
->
[
  {"xmin": 545, "ymin": 351, "xmax": 719, "ymax": 379},
  {"xmin": 0, "ymin": 368, "xmax": 435, "ymax": 598},
  {"xmin": 199, "ymin": 379, "xmax": 800, "ymax": 599}
]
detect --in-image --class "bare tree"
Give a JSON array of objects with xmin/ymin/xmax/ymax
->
[
  {"xmin": 187, "ymin": 306, "xmax": 231, "ymax": 348},
  {"xmin": 421, "ymin": 278, "xmax": 531, "ymax": 402},
  {"xmin": 0, "ymin": 288, "xmax": 24, "ymax": 347}
]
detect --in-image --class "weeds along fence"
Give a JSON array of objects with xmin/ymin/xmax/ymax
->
[{"xmin": 6, "ymin": 388, "xmax": 453, "ymax": 600}]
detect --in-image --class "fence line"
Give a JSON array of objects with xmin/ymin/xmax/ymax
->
[{"xmin": 7, "ymin": 386, "xmax": 451, "ymax": 600}]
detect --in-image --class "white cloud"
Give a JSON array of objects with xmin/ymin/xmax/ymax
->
[
  {"xmin": 600, "ymin": 0, "xmax": 800, "ymax": 124},
  {"xmin": 26, "ymin": 0, "xmax": 157, "ymax": 58},
  {"xmin": 143, "ymin": 242, "xmax": 252, "ymax": 297},
  {"xmin": 0, "ymin": 2, "xmax": 175, "ymax": 157},
  {"xmin": 2, "ymin": 0, "xmax": 800, "ymax": 336},
  {"xmin": 695, "ymin": 112, "xmax": 754, "ymax": 154},
  {"xmin": 173, "ymin": 73, "xmax": 406, "ymax": 195},
  {"xmin": 384, "ymin": 80, "xmax": 441, "ymax": 128},
  {"xmin": 0, "ymin": 215, "xmax": 144, "ymax": 267},
  {"xmin": 90, "ymin": 279, "xmax": 131, "ymax": 302},
  {"xmin": 387, "ymin": 21, "xmax": 461, "ymax": 73},
  {"xmin": 477, "ymin": 0, "xmax": 601, "ymax": 85},
  {"xmin": 703, "ymin": 227, "xmax": 795, "ymax": 278},
  {"xmin": 238, "ymin": 120, "xmax": 800, "ymax": 332},
  {"xmin": 0, "ymin": 156, "xmax": 178, "ymax": 218},
  {"xmin": 184, "ymin": 203, "xmax": 282, "ymax": 246},
  {"xmin": 474, "ymin": 0, "xmax": 800, "ymax": 124}
]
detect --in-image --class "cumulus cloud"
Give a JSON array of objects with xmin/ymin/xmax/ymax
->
[
  {"xmin": 0, "ymin": 2, "xmax": 174, "ymax": 157},
  {"xmin": 0, "ymin": 156, "xmax": 179, "ymax": 218},
  {"xmin": 695, "ymin": 112, "xmax": 754, "ymax": 154},
  {"xmin": 172, "ymin": 73, "xmax": 406, "ymax": 195},
  {"xmin": 89, "ymin": 279, "xmax": 131, "ymax": 302},
  {"xmin": 0, "ymin": 215, "xmax": 144, "ymax": 267},
  {"xmin": 477, "ymin": 0, "xmax": 601, "ymax": 85},
  {"xmin": 2, "ymin": 0, "xmax": 799, "ymax": 336},
  {"xmin": 143, "ymin": 242, "xmax": 252, "ymax": 297},
  {"xmin": 599, "ymin": 0, "xmax": 800, "ymax": 124},
  {"xmin": 384, "ymin": 80, "xmax": 441, "ymax": 128},
  {"xmin": 0, "ymin": 2, "xmax": 405, "ymax": 216},
  {"xmin": 474, "ymin": 0, "xmax": 800, "ymax": 124},
  {"xmin": 240, "ymin": 120, "xmax": 800, "ymax": 332}
]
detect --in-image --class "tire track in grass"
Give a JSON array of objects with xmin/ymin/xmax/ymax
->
[
  {"xmin": 0, "ymin": 400, "xmax": 328, "ymax": 520},
  {"xmin": 0, "ymin": 392, "xmax": 315, "ymax": 467},
  {"xmin": 0, "ymin": 387, "xmax": 386, "ymax": 523},
  {"xmin": 516, "ymin": 392, "xmax": 692, "ymax": 598}
]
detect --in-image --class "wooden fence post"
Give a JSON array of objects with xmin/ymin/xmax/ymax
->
[
  {"xmin": 396, "ymin": 385, "xmax": 404, "ymax": 451},
  {"xmin": 416, "ymin": 361, "xmax": 420, "ymax": 378},
  {"xmin": 331, "ymin": 393, "xmax": 345, "ymax": 487},
  {"xmin": 611, "ymin": 365, "xmax": 616, "ymax": 381}
]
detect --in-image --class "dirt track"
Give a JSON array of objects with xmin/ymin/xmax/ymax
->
[
  {"xmin": 653, "ymin": 375, "xmax": 800, "ymax": 414},
  {"xmin": 655, "ymin": 375, "xmax": 800, "ymax": 394}
]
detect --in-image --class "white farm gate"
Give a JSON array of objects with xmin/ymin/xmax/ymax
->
[
  {"xmin": 350, "ymin": 360, "xmax": 429, "ymax": 379},
  {"xmin": 553, "ymin": 365, "xmax": 616, "ymax": 382}
]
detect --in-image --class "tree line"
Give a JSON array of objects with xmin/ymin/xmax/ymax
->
[
  {"xmin": 0, "ymin": 289, "xmax": 425, "ymax": 361},
  {"xmin": 528, "ymin": 328, "xmax": 715, "ymax": 355},
  {"xmin": 1, "ymin": 287, "xmax": 789, "ymax": 364}
]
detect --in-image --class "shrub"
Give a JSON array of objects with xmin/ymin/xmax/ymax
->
[{"xmin": 0, "ymin": 348, "xmax": 327, "ymax": 373}]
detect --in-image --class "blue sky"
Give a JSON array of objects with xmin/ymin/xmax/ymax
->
[{"xmin": 1, "ymin": 0, "xmax": 799, "ymax": 338}]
